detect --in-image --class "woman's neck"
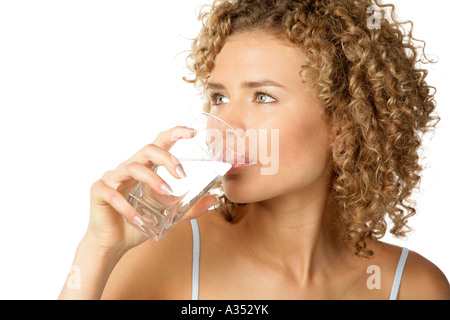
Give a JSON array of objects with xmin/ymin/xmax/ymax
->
[{"xmin": 237, "ymin": 169, "xmax": 348, "ymax": 285}]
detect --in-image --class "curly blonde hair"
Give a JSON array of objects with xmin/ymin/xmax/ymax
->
[{"xmin": 183, "ymin": 0, "xmax": 439, "ymax": 257}]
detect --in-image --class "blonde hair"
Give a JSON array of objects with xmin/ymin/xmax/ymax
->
[{"xmin": 183, "ymin": 0, "xmax": 439, "ymax": 257}]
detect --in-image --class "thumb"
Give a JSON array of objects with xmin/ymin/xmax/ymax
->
[{"xmin": 183, "ymin": 194, "xmax": 219, "ymax": 220}]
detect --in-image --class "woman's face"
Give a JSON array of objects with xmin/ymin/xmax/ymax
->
[{"xmin": 207, "ymin": 32, "xmax": 334, "ymax": 204}]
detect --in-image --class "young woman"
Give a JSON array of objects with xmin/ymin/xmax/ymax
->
[{"xmin": 59, "ymin": 0, "xmax": 450, "ymax": 300}]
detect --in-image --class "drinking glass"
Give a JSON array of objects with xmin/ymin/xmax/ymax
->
[{"xmin": 126, "ymin": 112, "xmax": 245, "ymax": 241}]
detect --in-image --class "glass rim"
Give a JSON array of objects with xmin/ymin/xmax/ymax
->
[
  {"xmin": 187, "ymin": 112, "xmax": 244, "ymax": 162},
  {"xmin": 198, "ymin": 112, "xmax": 239, "ymax": 133}
]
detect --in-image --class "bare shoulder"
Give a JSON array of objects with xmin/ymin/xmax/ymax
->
[
  {"xmin": 398, "ymin": 249, "xmax": 450, "ymax": 300},
  {"xmin": 102, "ymin": 219, "xmax": 195, "ymax": 300},
  {"xmin": 371, "ymin": 241, "xmax": 450, "ymax": 300}
]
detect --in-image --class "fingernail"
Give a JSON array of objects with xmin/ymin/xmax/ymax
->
[
  {"xmin": 133, "ymin": 216, "xmax": 144, "ymax": 227},
  {"xmin": 161, "ymin": 183, "xmax": 173, "ymax": 195},
  {"xmin": 176, "ymin": 165, "xmax": 186, "ymax": 179},
  {"xmin": 185, "ymin": 127, "xmax": 197, "ymax": 133}
]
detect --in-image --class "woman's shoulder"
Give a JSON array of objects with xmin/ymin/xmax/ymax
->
[
  {"xmin": 372, "ymin": 241, "xmax": 450, "ymax": 300},
  {"xmin": 397, "ymin": 248, "xmax": 450, "ymax": 299}
]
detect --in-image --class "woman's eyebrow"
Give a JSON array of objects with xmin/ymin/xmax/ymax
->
[
  {"xmin": 242, "ymin": 80, "xmax": 286, "ymax": 89},
  {"xmin": 206, "ymin": 82, "xmax": 226, "ymax": 90},
  {"xmin": 206, "ymin": 80, "xmax": 286, "ymax": 90}
]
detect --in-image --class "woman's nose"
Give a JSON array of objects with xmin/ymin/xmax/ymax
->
[
  {"xmin": 208, "ymin": 105, "xmax": 248, "ymax": 160},
  {"xmin": 211, "ymin": 102, "xmax": 243, "ymax": 132}
]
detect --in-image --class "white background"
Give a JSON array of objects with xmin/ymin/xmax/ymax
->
[{"xmin": 0, "ymin": 1, "xmax": 448, "ymax": 299}]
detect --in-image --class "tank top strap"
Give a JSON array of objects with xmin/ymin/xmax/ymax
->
[
  {"xmin": 389, "ymin": 247, "xmax": 409, "ymax": 300},
  {"xmin": 190, "ymin": 219, "xmax": 200, "ymax": 300}
]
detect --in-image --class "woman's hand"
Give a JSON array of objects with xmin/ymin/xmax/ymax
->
[
  {"xmin": 60, "ymin": 126, "xmax": 218, "ymax": 299},
  {"xmin": 85, "ymin": 125, "xmax": 218, "ymax": 258}
]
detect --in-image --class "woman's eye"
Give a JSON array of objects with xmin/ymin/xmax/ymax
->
[
  {"xmin": 210, "ymin": 92, "xmax": 276, "ymax": 105},
  {"xmin": 211, "ymin": 94, "xmax": 229, "ymax": 105},
  {"xmin": 255, "ymin": 93, "xmax": 276, "ymax": 103}
]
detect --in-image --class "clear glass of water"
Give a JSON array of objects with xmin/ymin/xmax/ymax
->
[{"xmin": 126, "ymin": 112, "xmax": 245, "ymax": 241}]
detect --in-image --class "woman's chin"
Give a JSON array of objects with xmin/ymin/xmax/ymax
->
[
  {"xmin": 222, "ymin": 179, "xmax": 251, "ymax": 203},
  {"xmin": 222, "ymin": 178, "xmax": 267, "ymax": 204}
]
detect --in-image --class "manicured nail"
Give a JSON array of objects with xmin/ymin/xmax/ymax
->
[
  {"xmin": 133, "ymin": 216, "xmax": 144, "ymax": 227},
  {"xmin": 176, "ymin": 165, "xmax": 186, "ymax": 179},
  {"xmin": 185, "ymin": 127, "xmax": 197, "ymax": 134},
  {"xmin": 161, "ymin": 183, "xmax": 173, "ymax": 195}
]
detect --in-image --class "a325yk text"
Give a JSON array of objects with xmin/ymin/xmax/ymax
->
[{"xmin": 181, "ymin": 304, "xmax": 269, "ymax": 317}]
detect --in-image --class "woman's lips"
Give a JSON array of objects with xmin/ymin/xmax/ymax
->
[
  {"xmin": 214, "ymin": 148, "xmax": 256, "ymax": 173},
  {"xmin": 222, "ymin": 151, "xmax": 256, "ymax": 174}
]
